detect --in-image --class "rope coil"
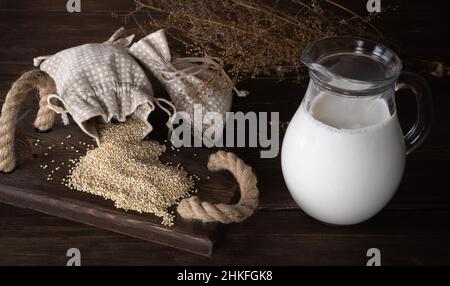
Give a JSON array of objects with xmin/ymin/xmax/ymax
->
[
  {"xmin": 177, "ymin": 151, "xmax": 259, "ymax": 224},
  {"xmin": 0, "ymin": 70, "xmax": 56, "ymax": 173}
]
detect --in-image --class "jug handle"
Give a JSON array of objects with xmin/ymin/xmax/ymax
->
[{"xmin": 395, "ymin": 72, "xmax": 434, "ymax": 155}]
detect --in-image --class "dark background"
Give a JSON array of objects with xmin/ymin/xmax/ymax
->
[{"xmin": 0, "ymin": 0, "xmax": 449, "ymax": 265}]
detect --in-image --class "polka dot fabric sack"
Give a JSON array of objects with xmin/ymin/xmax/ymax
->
[
  {"xmin": 129, "ymin": 30, "xmax": 248, "ymax": 144},
  {"xmin": 34, "ymin": 27, "xmax": 156, "ymax": 144}
]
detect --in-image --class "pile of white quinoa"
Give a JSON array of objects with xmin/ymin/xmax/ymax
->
[{"xmin": 66, "ymin": 119, "xmax": 194, "ymax": 226}]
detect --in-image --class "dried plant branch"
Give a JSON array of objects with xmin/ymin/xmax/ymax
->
[
  {"xmin": 231, "ymin": 0, "xmax": 322, "ymax": 37},
  {"xmin": 324, "ymin": 0, "xmax": 384, "ymax": 38},
  {"xmin": 125, "ymin": 0, "xmax": 383, "ymax": 83}
]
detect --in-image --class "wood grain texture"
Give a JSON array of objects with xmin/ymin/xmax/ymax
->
[
  {"xmin": 0, "ymin": 100, "xmax": 239, "ymax": 257},
  {"xmin": 0, "ymin": 0, "xmax": 137, "ymax": 13},
  {"xmin": 0, "ymin": 0, "xmax": 450, "ymax": 265}
]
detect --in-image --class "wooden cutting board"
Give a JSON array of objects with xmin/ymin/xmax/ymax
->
[{"xmin": 0, "ymin": 103, "xmax": 239, "ymax": 257}]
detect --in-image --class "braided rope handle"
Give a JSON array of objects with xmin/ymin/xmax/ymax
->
[
  {"xmin": 177, "ymin": 151, "xmax": 259, "ymax": 224},
  {"xmin": 0, "ymin": 70, "xmax": 57, "ymax": 173}
]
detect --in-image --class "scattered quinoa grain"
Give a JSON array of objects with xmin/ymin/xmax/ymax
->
[{"xmin": 66, "ymin": 119, "xmax": 194, "ymax": 226}]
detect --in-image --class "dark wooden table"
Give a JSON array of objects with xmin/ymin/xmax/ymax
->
[{"xmin": 0, "ymin": 0, "xmax": 449, "ymax": 265}]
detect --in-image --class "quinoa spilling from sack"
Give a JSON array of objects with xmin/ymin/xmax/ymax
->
[{"xmin": 67, "ymin": 119, "xmax": 194, "ymax": 226}]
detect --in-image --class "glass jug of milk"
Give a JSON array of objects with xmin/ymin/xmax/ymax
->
[{"xmin": 281, "ymin": 37, "xmax": 433, "ymax": 225}]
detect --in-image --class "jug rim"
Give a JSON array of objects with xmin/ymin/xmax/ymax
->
[{"xmin": 301, "ymin": 36, "xmax": 402, "ymax": 90}]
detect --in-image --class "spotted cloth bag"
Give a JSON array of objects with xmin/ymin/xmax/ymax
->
[
  {"xmin": 129, "ymin": 30, "xmax": 248, "ymax": 144},
  {"xmin": 33, "ymin": 28, "xmax": 156, "ymax": 144}
]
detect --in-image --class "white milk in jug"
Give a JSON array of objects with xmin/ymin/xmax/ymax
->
[{"xmin": 281, "ymin": 90, "xmax": 406, "ymax": 225}]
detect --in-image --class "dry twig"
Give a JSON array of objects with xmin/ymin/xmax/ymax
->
[{"xmin": 124, "ymin": 0, "xmax": 382, "ymax": 83}]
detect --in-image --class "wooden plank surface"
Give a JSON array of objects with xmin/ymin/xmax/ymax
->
[
  {"xmin": 0, "ymin": 102, "xmax": 239, "ymax": 256},
  {"xmin": 0, "ymin": 0, "xmax": 450, "ymax": 265},
  {"xmin": 1, "ymin": 204, "xmax": 449, "ymax": 266}
]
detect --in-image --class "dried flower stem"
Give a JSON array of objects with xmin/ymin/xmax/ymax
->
[
  {"xmin": 231, "ymin": 0, "xmax": 323, "ymax": 37},
  {"xmin": 126, "ymin": 0, "xmax": 382, "ymax": 83},
  {"xmin": 324, "ymin": 0, "xmax": 384, "ymax": 38}
]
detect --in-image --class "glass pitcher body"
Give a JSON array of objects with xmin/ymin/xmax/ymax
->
[{"xmin": 281, "ymin": 37, "xmax": 433, "ymax": 225}]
